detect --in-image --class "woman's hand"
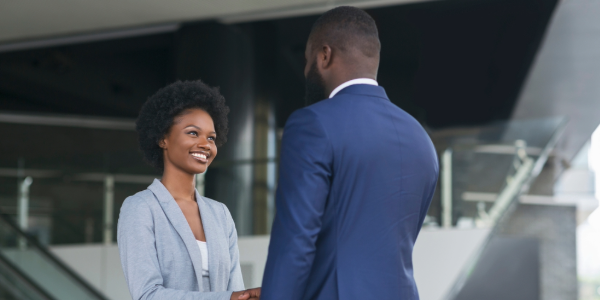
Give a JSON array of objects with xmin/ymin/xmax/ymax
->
[
  {"xmin": 231, "ymin": 288, "xmax": 261, "ymax": 300},
  {"xmin": 231, "ymin": 291, "xmax": 247, "ymax": 300}
]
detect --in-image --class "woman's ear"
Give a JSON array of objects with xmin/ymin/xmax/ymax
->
[{"xmin": 158, "ymin": 138, "xmax": 167, "ymax": 149}]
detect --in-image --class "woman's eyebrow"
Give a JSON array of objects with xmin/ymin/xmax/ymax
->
[{"xmin": 184, "ymin": 125, "xmax": 216, "ymax": 135}]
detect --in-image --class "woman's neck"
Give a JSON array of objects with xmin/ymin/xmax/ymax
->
[{"xmin": 161, "ymin": 165, "xmax": 196, "ymax": 202}]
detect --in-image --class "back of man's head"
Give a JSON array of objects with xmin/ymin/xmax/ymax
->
[{"xmin": 309, "ymin": 6, "xmax": 380, "ymax": 58}]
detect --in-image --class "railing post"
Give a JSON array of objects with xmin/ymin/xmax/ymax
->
[
  {"xmin": 17, "ymin": 176, "xmax": 33, "ymax": 249},
  {"xmin": 486, "ymin": 140, "xmax": 533, "ymax": 225},
  {"xmin": 196, "ymin": 172, "xmax": 206, "ymax": 197},
  {"xmin": 441, "ymin": 148, "xmax": 453, "ymax": 228},
  {"xmin": 103, "ymin": 175, "xmax": 114, "ymax": 245}
]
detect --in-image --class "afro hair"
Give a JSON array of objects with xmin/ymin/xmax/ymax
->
[{"xmin": 136, "ymin": 80, "xmax": 229, "ymax": 171}]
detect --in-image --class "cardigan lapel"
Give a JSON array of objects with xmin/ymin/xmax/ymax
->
[
  {"xmin": 196, "ymin": 190, "xmax": 224, "ymax": 291},
  {"xmin": 148, "ymin": 179, "xmax": 205, "ymax": 291}
]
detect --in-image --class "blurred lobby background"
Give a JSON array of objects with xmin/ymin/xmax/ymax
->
[{"xmin": 0, "ymin": 0, "xmax": 600, "ymax": 299}]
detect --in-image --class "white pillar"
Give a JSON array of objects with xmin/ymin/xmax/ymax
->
[
  {"xmin": 441, "ymin": 149, "xmax": 453, "ymax": 228},
  {"xmin": 103, "ymin": 175, "xmax": 114, "ymax": 245}
]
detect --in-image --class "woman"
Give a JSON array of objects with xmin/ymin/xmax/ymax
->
[{"xmin": 117, "ymin": 80, "xmax": 260, "ymax": 300}]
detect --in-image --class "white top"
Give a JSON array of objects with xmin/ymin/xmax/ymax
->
[
  {"xmin": 196, "ymin": 240, "xmax": 209, "ymax": 276},
  {"xmin": 329, "ymin": 78, "xmax": 379, "ymax": 98}
]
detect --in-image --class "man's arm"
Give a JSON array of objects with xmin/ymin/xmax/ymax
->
[{"xmin": 261, "ymin": 108, "xmax": 333, "ymax": 300}]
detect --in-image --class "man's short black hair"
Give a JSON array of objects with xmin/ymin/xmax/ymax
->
[
  {"xmin": 136, "ymin": 80, "xmax": 229, "ymax": 171},
  {"xmin": 309, "ymin": 6, "xmax": 380, "ymax": 57}
]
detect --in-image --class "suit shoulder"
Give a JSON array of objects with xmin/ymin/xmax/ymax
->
[
  {"xmin": 121, "ymin": 190, "xmax": 154, "ymax": 209},
  {"xmin": 305, "ymin": 96, "xmax": 347, "ymax": 112},
  {"xmin": 119, "ymin": 189, "xmax": 164, "ymax": 219},
  {"xmin": 118, "ymin": 190, "xmax": 156, "ymax": 229},
  {"xmin": 284, "ymin": 107, "xmax": 323, "ymax": 129}
]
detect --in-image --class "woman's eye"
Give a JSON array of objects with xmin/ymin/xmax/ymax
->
[
  {"xmin": 208, "ymin": 136, "xmax": 216, "ymax": 141},
  {"xmin": 188, "ymin": 131, "xmax": 198, "ymax": 136}
]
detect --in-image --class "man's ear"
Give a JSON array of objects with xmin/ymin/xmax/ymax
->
[{"xmin": 318, "ymin": 45, "xmax": 333, "ymax": 70}]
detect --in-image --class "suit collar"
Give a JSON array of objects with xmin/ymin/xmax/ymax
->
[
  {"xmin": 329, "ymin": 78, "xmax": 378, "ymax": 98},
  {"xmin": 148, "ymin": 179, "xmax": 208, "ymax": 291},
  {"xmin": 333, "ymin": 84, "xmax": 390, "ymax": 101}
]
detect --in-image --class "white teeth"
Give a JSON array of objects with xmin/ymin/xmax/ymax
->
[{"xmin": 192, "ymin": 153, "xmax": 207, "ymax": 159}]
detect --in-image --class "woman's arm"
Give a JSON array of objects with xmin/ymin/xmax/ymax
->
[
  {"xmin": 117, "ymin": 195, "xmax": 239, "ymax": 300},
  {"xmin": 222, "ymin": 203, "xmax": 246, "ymax": 292}
]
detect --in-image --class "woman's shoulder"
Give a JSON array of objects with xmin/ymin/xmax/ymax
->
[
  {"xmin": 117, "ymin": 190, "xmax": 161, "ymax": 234},
  {"xmin": 120, "ymin": 189, "xmax": 159, "ymax": 216}
]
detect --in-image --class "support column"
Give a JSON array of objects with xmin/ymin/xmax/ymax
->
[
  {"xmin": 251, "ymin": 23, "xmax": 278, "ymax": 235},
  {"xmin": 252, "ymin": 98, "xmax": 276, "ymax": 234},
  {"xmin": 174, "ymin": 22, "xmax": 255, "ymax": 235}
]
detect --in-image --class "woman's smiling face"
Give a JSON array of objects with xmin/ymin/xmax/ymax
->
[{"xmin": 160, "ymin": 108, "xmax": 217, "ymax": 175}]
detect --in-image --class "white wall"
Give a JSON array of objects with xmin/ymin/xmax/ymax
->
[
  {"xmin": 49, "ymin": 228, "xmax": 489, "ymax": 300},
  {"xmin": 413, "ymin": 228, "xmax": 490, "ymax": 300},
  {"xmin": 237, "ymin": 235, "xmax": 270, "ymax": 289},
  {"xmin": 49, "ymin": 244, "xmax": 130, "ymax": 300}
]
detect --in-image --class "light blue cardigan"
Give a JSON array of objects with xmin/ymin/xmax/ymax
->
[{"xmin": 117, "ymin": 179, "xmax": 245, "ymax": 300}]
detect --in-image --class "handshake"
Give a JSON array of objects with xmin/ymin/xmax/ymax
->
[{"xmin": 231, "ymin": 287, "xmax": 261, "ymax": 300}]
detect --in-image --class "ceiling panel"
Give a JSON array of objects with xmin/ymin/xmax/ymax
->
[{"xmin": 0, "ymin": 0, "xmax": 422, "ymax": 44}]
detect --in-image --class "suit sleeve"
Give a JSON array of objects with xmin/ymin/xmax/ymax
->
[
  {"xmin": 261, "ymin": 108, "xmax": 333, "ymax": 300},
  {"xmin": 117, "ymin": 196, "xmax": 233, "ymax": 300}
]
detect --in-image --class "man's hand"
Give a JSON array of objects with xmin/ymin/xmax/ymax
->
[{"xmin": 232, "ymin": 288, "xmax": 261, "ymax": 300}]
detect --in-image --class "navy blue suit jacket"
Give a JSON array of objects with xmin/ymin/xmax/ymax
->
[{"xmin": 261, "ymin": 84, "xmax": 439, "ymax": 300}]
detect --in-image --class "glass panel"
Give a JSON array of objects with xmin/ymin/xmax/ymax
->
[
  {"xmin": 0, "ymin": 250, "xmax": 52, "ymax": 300},
  {"xmin": 0, "ymin": 214, "xmax": 106, "ymax": 300},
  {"xmin": 431, "ymin": 117, "xmax": 567, "ymax": 229}
]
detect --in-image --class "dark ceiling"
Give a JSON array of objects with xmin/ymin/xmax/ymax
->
[{"xmin": 0, "ymin": 0, "xmax": 558, "ymax": 129}]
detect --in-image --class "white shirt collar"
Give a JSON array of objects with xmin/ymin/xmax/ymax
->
[{"xmin": 329, "ymin": 78, "xmax": 379, "ymax": 98}]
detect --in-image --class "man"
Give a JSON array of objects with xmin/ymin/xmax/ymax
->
[{"xmin": 261, "ymin": 6, "xmax": 439, "ymax": 300}]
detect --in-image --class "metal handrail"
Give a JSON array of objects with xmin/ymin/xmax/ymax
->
[
  {"xmin": 0, "ymin": 212, "xmax": 109, "ymax": 300},
  {"xmin": 443, "ymin": 119, "xmax": 568, "ymax": 300},
  {"xmin": 0, "ymin": 248, "xmax": 56, "ymax": 300}
]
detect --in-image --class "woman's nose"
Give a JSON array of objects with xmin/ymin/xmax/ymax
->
[{"xmin": 197, "ymin": 139, "xmax": 210, "ymax": 149}]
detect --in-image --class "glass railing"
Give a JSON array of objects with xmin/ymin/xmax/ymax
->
[
  {"xmin": 0, "ymin": 248, "xmax": 54, "ymax": 300},
  {"xmin": 0, "ymin": 115, "xmax": 566, "ymax": 240},
  {"xmin": 0, "ymin": 112, "xmax": 567, "ymax": 300},
  {"xmin": 431, "ymin": 117, "xmax": 567, "ymax": 229},
  {"xmin": 0, "ymin": 212, "xmax": 108, "ymax": 300},
  {"xmin": 429, "ymin": 117, "xmax": 567, "ymax": 299},
  {"xmin": 0, "ymin": 113, "xmax": 274, "ymax": 243}
]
